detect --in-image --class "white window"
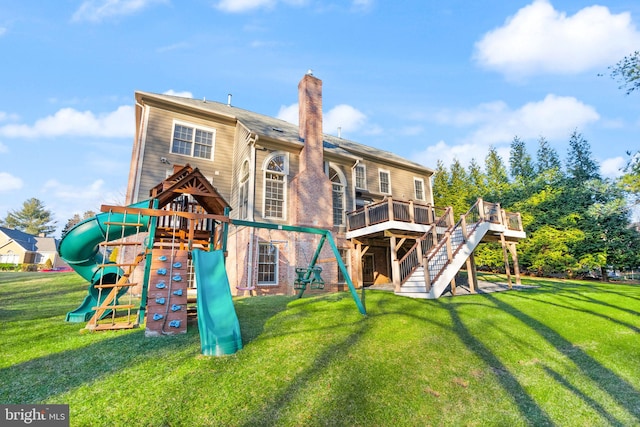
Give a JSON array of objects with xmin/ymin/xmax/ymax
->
[
  {"xmin": 239, "ymin": 160, "xmax": 250, "ymax": 219},
  {"xmin": 414, "ymin": 178, "xmax": 425, "ymax": 201},
  {"xmin": 263, "ymin": 153, "xmax": 287, "ymax": 219},
  {"xmin": 379, "ymin": 169, "xmax": 391, "ymax": 194},
  {"xmin": 329, "ymin": 166, "xmax": 345, "ymax": 226},
  {"xmin": 355, "ymin": 164, "xmax": 367, "ymax": 190},
  {"xmin": 257, "ymin": 243, "xmax": 278, "ymax": 285},
  {"xmin": 171, "ymin": 122, "xmax": 216, "ymax": 160}
]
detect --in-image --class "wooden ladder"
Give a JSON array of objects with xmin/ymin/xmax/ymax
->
[{"xmin": 85, "ymin": 251, "xmax": 146, "ymax": 331}]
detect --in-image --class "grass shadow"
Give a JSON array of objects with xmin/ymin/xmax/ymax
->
[
  {"xmin": 480, "ymin": 292, "xmax": 640, "ymax": 422},
  {"xmin": 440, "ymin": 299, "xmax": 554, "ymax": 426},
  {"xmin": 0, "ymin": 329, "xmax": 199, "ymax": 404},
  {"xmin": 542, "ymin": 365, "xmax": 626, "ymax": 427},
  {"xmin": 239, "ymin": 317, "xmax": 371, "ymax": 426}
]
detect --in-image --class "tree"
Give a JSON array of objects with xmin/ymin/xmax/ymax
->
[
  {"xmin": 467, "ymin": 158, "xmax": 487, "ymax": 202},
  {"xmin": 509, "ymin": 136, "xmax": 535, "ymax": 183},
  {"xmin": 432, "ymin": 160, "xmax": 450, "ymax": 208},
  {"xmin": 61, "ymin": 210, "xmax": 97, "ymax": 236},
  {"xmin": 609, "ymin": 51, "xmax": 640, "ymax": 95},
  {"xmin": 0, "ymin": 198, "xmax": 57, "ymax": 236},
  {"xmin": 620, "ymin": 151, "xmax": 640, "ymax": 206},
  {"xmin": 484, "ymin": 146, "xmax": 509, "ymax": 201},
  {"xmin": 448, "ymin": 159, "xmax": 472, "ymax": 215},
  {"xmin": 566, "ymin": 131, "xmax": 600, "ymax": 184},
  {"xmin": 535, "ymin": 136, "xmax": 560, "ymax": 173}
]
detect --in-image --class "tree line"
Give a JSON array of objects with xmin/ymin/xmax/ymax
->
[{"xmin": 433, "ymin": 130, "xmax": 640, "ymax": 279}]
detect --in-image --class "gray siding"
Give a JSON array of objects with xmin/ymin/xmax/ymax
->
[{"xmin": 137, "ymin": 106, "xmax": 236, "ymax": 204}]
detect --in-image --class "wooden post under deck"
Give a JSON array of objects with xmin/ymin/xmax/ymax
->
[
  {"xmin": 507, "ymin": 242, "xmax": 522, "ymax": 286},
  {"xmin": 466, "ymin": 252, "xmax": 478, "ymax": 293},
  {"xmin": 500, "ymin": 233, "xmax": 512, "ymax": 288},
  {"xmin": 390, "ymin": 235, "xmax": 401, "ymax": 292}
]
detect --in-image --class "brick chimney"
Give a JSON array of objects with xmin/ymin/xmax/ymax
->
[
  {"xmin": 290, "ymin": 72, "xmax": 332, "ymax": 228},
  {"xmin": 298, "ymin": 71, "xmax": 323, "ymax": 173}
]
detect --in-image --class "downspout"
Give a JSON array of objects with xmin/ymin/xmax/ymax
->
[
  {"xmin": 246, "ymin": 134, "xmax": 259, "ymax": 289},
  {"xmin": 130, "ymin": 101, "xmax": 149, "ymax": 204},
  {"xmin": 351, "ymin": 159, "xmax": 360, "ymax": 212}
]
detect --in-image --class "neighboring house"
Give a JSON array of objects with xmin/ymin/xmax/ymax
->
[
  {"xmin": 126, "ymin": 73, "xmax": 520, "ymax": 296},
  {"xmin": 0, "ymin": 227, "xmax": 65, "ymax": 268}
]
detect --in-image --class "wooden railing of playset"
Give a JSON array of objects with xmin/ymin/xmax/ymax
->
[
  {"xmin": 346, "ymin": 198, "xmax": 448, "ymax": 231},
  {"xmin": 397, "ymin": 198, "xmax": 523, "ymax": 290},
  {"xmin": 101, "ymin": 204, "xmax": 230, "ymax": 251}
]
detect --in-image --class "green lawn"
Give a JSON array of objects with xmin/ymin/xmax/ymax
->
[{"xmin": 1, "ymin": 272, "xmax": 639, "ymax": 426}]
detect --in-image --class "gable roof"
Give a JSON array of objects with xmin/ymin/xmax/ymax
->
[
  {"xmin": 135, "ymin": 91, "xmax": 434, "ymax": 175},
  {"xmin": 150, "ymin": 164, "xmax": 231, "ymax": 214},
  {"xmin": 0, "ymin": 227, "xmax": 58, "ymax": 252}
]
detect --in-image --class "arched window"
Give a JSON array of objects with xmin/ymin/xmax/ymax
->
[
  {"xmin": 239, "ymin": 160, "xmax": 250, "ymax": 219},
  {"xmin": 328, "ymin": 166, "xmax": 345, "ymax": 226},
  {"xmin": 263, "ymin": 153, "xmax": 287, "ymax": 219}
]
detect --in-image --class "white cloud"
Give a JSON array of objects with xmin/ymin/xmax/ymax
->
[
  {"xmin": 215, "ymin": 0, "xmax": 308, "ymax": 13},
  {"xmin": 600, "ymin": 156, "xmax": 625, "ymax": 178},
  {"xmin": 324, "ymin": 104, "xmax": 367, "ymax": 135},
  {"xmin": 215, "ymin": 0, "xmax": 274, "ymax": 13},
  {"xmin": 163, "ymin": 90, "xmax": 193, "ymax": 98},
  {"xmin": 72, "ymin": 0, "xmax": 167, "ymax": 23},
  {"xmin": 0, "ymin": 172, "xmax": 24, "ymax": 193},
  {"xmin": 0, "ymin": 142, "xmax": 7, "ymax": 153},
  {"xmin": 157, "ymin": 42, "xmax": 190, "ymax": 53},
  {"xmin": 474, "ymin": 0, "xmax": 640, "ymax": 77},
  {"xmin": 434, "ymin": 94, "xmax": 599, "ymax": 145},
  {"xmin": 0, "ymin": 27, "xmax": 6, "ymax": 37},
  {"xmin": 0, "ymin": 105, "xmax": 134, "ymax": 139},
  {"xmin": 0, "ymin": 112, "xmax": 19, "ymax": 122},
  {"xmin": 276, "ymin": 103, "xmax": 298, "ymax": 125},
  {"xmin": 276, "ymin": 103, "xmax": 368, "ymax": 135}
]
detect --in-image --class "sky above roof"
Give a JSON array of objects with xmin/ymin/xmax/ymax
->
[{"xmin": 1, "ymin": 0, "xmax": 639, "ymax": 235}]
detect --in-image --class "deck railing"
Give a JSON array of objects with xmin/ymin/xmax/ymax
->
[
  {"xmin": 396, "ymin": 198, "xmax": 524, "ymax": 290},
  {"xmin": 346, "ymin": 198, "xmax": 438, "ymax": 232}
]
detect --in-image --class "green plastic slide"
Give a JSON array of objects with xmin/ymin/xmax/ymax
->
[
  {"xmin": 58, "ymin": 200, "xmax": 152, "ymax": 322},
  {"xmin": 192, "ymin": 249, "xmax": 243, "ymax": 356}
]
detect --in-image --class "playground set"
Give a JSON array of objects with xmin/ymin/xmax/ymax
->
[{"xmin": 58, "ymin": 166, "xmax": 366, "ymax": 356}]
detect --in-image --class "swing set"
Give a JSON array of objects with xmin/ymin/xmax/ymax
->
[{"xmin": 226, "ymin": 218, "xmax": 366, "ymax": 315}]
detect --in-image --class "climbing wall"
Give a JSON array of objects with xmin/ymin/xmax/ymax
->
[{"xmin": 145, "ymin": 248, "xmax": 188, "ymax": 336}]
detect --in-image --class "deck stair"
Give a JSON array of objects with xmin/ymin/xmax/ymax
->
[{"xmin": 395, "ymin": 199, "xmax": 525, "ymax": 299}]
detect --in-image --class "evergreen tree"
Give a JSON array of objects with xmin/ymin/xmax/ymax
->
[
  {"xmin": 432, "ymin": 160, "xmax": 450, "ymax": 208},
  {"xmin": 0, "ymin": 198, "xmax": 57, "ymax": 236},
  {"xmin": 484, "ymin": 146, "xmax": 509, "ymax": 201},
  {"xmin": 566, "ymin": 131, "xmax": 600, "ymax": 184},
  {"xmin": 536, "ymin": 137, "xmax": 561, "ymax": 175},
  {"xmin": 509, "ymin": 136, "xmax": 535, "ymax": 182},
  {"xmin": 467, "ymin": 158, "xmax": 487, "ymax": 203},
  {"xmin": 448, "ymin": 159, "xmax": 472, "ymax": 215}
]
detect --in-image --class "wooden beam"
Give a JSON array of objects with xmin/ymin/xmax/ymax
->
[{"xmin": 500, "ymin": 233, "xmax": 512, "ymax": 289}]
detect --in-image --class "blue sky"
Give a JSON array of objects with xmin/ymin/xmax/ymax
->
[{"xmin": 1, "ymin": 0, "xmax": 639, "ymax": 236}]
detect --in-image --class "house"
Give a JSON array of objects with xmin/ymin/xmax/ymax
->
[
  {"xmin": 0, "ymin": 227, "xmax": 65, "ymax": 269},
  {"xmin": 126, "ymin": 73, "xmax": 524, "ymax": 298}
]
